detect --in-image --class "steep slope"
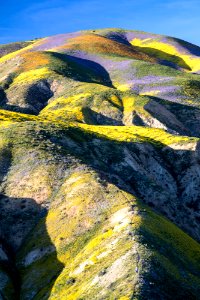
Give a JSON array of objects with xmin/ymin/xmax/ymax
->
[{"xmin": 0, "ymin": 28, "xmax": 200, "ymax": 300}]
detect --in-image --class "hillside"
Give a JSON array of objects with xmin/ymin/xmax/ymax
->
[{"xmin": 0, "ymin": 28, "xmax": 200, "ymax": 300}]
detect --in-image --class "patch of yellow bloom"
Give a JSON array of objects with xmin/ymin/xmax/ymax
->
[
  {"xmin": 116, "ymin": 83, "xmax": 131, "ymax": 91},
  {"xmin": 0, "ymin": 109, "xmax": 37, "ymax": 123},
  {"xmin": 140, "ymin": 90, "xmax": 160, "ymax": 96},
  {"xmin": 131, "ymin": 38, "xmax": 200, "ymax": 73},
  {"xmin": 110, "ymin": 95, "xmax": 122, "ymax": 107},
  {"xmin": 0, "ymin": 43, "xmax": 36, "ymax": 64},
  {"xmin": 13, "ymin": 67, "xmax": 52, "ymax": 85},
  {"xmin": 77, "ymin": 123, "xmax": 195, "ymax": 146}
]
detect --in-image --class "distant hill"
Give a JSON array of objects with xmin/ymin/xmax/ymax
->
[{"xmin": 0, "ymin": 28, "xmax": 200, "ymax": 300}]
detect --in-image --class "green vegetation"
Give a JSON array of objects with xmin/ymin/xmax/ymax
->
[{"xmin": 0, "ymin": 28, "xmax": 200, "ymax": 300}]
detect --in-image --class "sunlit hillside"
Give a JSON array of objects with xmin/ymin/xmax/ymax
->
[{"xmin": 0, "ymin": 28, "xmax": 200, "ymax": 300}]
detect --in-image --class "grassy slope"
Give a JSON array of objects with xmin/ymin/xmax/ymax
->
[
  {"xmin": 0, "ymin": 119, "xmax": 199, "ymax": 299},
  {"xmin": 0, "ymin": 28, "xmax": 200, "ymax": 299}
]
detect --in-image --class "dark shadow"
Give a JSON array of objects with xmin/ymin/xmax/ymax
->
[
  {"xmin": 0, "ymin": 80, "xmax": 53, "ymax": 115},
  {"xmin": 182, "ymin": 79, "xmax": 200, "ymax": 98},
  {"xmin": 132, "ymin": 113, "xmax": 147, "ymax": 126},
  {"xmin": 1, "ymin": 122, "xmax": 200, "ymax": 298},
  {"xmin": 0, "ymin": 193, "xmax": 64, "ymax": 300},
  {"xmin": 49, "ymin": 125, "xmax": 200, "ymax": 244},
  {"xmin": 133, "ymin": 45, "xmax": 192, "ymax": 71},
  {"xmin": 48, "ymin": 52, "xmax": 114, "ymax": 88},
  {"xmin": 172, "ymin": 37, "xmax": 200, "ymax": 56},
  {"xmin": 0, "ymin": 52, "xmax": 115, "ymax": 115},
  {"xmin": 82, "ymin": 107, "xmax": 123, "ymax": 125},
  {"xmin": 0, "ymin": 88, "xmax": 6, "ymax": 106},
  {"xmin": 42, "ymin": 125, "xmax": 200, "ymax": 298},
  {"xmin": 24, "ymin": 81, "xmax": 53, "ymax": 112},
  {"xmin": 105, "ymin": 33, "xmax": 131, "ymax": 46},
  {"xmin": 0, "ymin": 104, "xmax": 38, "ymax": 115},
  {"xmin": 142, "ymin": 98, "xmax": 190, "ymax": 136},
  {"xmin": 146, "ymin": 95, "xmax": 200, "ymax": 137}
]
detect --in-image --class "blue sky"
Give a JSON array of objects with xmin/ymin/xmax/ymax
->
[{"xmin": 0, "ymin": 0, "xmax": 200, "ymax": 45}]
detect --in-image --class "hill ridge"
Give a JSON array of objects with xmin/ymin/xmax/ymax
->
[{"xmin": 0, "ymin": 28, "xmax": 200, "ymax": 299}]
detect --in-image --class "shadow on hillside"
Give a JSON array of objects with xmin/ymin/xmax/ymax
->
[
  {"xmin": 48, "ymin": 52, "xmax": 115, "ymax": 88},
  {"xmin": 0, "ymin": 52, "xmax": 115, "ymax": 115},
  {"xmin": 82, "ymin": 107, "xmax": 123, "ymax": 125},
  {"xmin": 53, "ymin": 126, "xmax": 200, "ymax": 241},
  {"xmin": 105, "ymin": 33, "xmax": 131, "ymax": 46},
  {"xmin": 0, "ymin": 193, "xmax": 64, "ymax": 300},
  {"xmin": 173, "ymin": 38, "xmax": 200, "ymax": 56},
  {"xmin": 146, "ymin": 95, "xmax": 200, "ymax": 137},
  {"xmin": 1, "ymin": 122, "xmax": 200, "ymax": 298},
  {"xmin": 133, "ymin": 46, "xmax": 191, "ymax": 71},
  {"xmin": 0, "ymin": 80, "xmax": 53, "ymax": 115},
  {"xmin": 46, "ymin": 126, "xmax": 200, "ymax": 298}
]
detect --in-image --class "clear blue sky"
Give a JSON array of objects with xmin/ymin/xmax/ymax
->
[{"xmin": 0, "ymin": 0, "xmax": 200, "ymax": 45}]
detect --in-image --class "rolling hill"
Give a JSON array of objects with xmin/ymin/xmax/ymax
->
[{"xmin": 0, "ymin": 28, "xmax": 200, "ymax": 300}]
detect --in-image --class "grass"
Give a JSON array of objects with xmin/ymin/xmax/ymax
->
[
  {"xmin": 1, "ymin": 28, "xmax": 200, "ymax": 300},
  {"xmin": 52, "ymin": 34, "xmax": 156, "ymax": 63},
  {"xmin": 12, "ymin": 67, "xmax": 53, "ymax": 84},
  {"xmin": 130, "ymin": 38, "xmax": 200, "ymax": 73},
  {"xmin": 75, "ymin": 123, "xmax": 197, "ymax": 146},
  {"xmin": 1, "ymin": 114, "xmax": 200, "ymax": 299}
]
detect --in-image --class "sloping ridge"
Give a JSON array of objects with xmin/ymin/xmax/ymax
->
[{"xmin": 0, "ymin": 28, "xmax": 200, "ymax": 300}]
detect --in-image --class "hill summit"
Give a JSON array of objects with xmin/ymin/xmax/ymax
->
[{"xmin": 0, "ymin": 28, "xmax": 200, "ymax": 299}]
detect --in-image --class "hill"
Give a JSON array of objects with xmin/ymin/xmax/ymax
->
[{"xmin": 0, "ymin": 28, "xmax": 200, "ymax": 300}]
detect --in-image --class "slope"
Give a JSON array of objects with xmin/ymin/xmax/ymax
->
[{"xmin": 0, "ymin": 28, "xmax": 200, "ymax": 300}]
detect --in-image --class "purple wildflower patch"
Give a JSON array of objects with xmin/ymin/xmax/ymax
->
[{"xmin": 32, "ymin": 32, "xmax": 82, "ymax": 51}]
